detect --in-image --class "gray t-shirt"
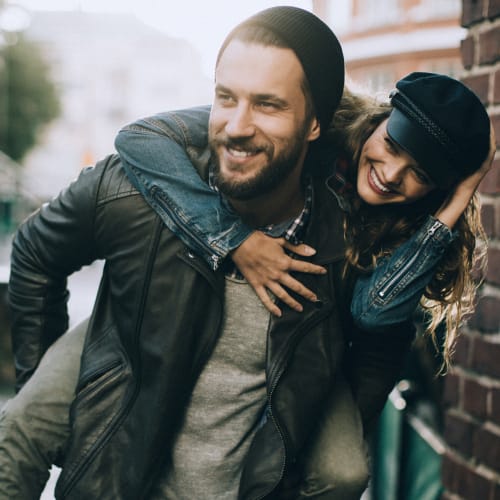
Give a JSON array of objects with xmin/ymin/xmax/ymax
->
[{"xmin": 153, "ymin": 275, "xmax": 270, "ymax": 499}]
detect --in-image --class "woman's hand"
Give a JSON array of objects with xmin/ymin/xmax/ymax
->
[
  {"xmin": 231, "ymin": 231, "xmax": 327, "ymax": 317},
  {"xmin": 436, "ymin": 124, "xmax": 496, "ymax": 229}
]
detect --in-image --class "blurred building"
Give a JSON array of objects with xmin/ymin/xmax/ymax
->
[
  {"xmin": 20, "ymin": 10, "xmax": 213, "ymax": 200},
  {"xmin": 313, "ymin": 0, "xmax": 465, "ymax": 93}
]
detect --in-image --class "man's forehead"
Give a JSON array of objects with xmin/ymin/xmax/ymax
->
[{"xmin": 215, "ymin": 40, "xmax": 306, "ymax": 95}]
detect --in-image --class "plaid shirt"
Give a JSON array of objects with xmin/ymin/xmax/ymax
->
[
  {"xmin": 209, "ymin": 169, "xmax": 313, "ymax": 278},
  {"xmin": 325, "ymin": 157, "xmax": 352, "ymax": 195}
]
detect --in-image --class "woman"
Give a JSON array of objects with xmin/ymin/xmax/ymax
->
[{"xmin": 116, "ymin": 72, "xmax": 495, "ymax": 370}]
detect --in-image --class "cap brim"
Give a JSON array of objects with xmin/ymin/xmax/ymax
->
[{"xmin": 386, "ymin": 108, "xmax": 455, "ymax": 188}]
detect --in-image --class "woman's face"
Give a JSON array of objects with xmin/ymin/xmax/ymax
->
[{"xmin": 356, "ymin": 119, "xmax": 436, "ymax": 206}]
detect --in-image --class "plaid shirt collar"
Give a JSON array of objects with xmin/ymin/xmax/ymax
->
[
  {"xmin": 209, "ymin": 167, "xmax": 313, "ymax": 277},
  {"xmin": 209, "ymin": 168, "xmax": 312, "ymax": 243}
]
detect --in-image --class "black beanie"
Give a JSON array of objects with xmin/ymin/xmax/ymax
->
[
  {"xmin": 387, "ymin": 72, "xmax": 491, "ymax": 188},
  {"xmin": 217, "ymin": 6, "xmax": 345, "ymax": 136}
]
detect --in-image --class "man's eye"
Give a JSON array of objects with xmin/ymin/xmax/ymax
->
[
  {"xmin": 217, "ymin": 93, "xmax": 234, "ymax": 104},
  {"xmin": 258, "ymin": 101, "xmax": 277, "ymax": 110}
]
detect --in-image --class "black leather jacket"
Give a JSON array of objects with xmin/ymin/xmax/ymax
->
[{"xmin": 8, "ymin": 154, "xmax": 414, "ymax": 499}]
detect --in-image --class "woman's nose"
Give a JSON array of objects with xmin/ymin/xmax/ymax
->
[{"xmin": 382, "ymin": 163, "xmax": 404, "ymax": 185}]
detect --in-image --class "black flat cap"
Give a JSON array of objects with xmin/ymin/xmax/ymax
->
[{"xmin": 387, "ymin": 72, "xmax": 490, "ymax": 188}]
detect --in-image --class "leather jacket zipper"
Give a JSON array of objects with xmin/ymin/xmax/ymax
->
[
  {"xmin": 152, "ymin": 186, "xmax": 222, "ymax": 270},
  {"xmin": 255, "ymin": 305, "xmax": 333, "ymax": 500},
  {"xmin": 59, "ymin": 361, "xmax": 127, "ymax": 495},
  {"xmin": 58, "ymin": 219, "xmax": 165, "ymax": 497},
  {"xmin": 377, "ymin": 219, "xmax": 442, "ymax": 299},
  {"xmin": 76, "ymin": 359, "xmax": 123, "ymax": 400}
]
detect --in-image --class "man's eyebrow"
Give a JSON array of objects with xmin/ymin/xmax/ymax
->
[
  {"xmin": 214, "ymin": 84, "xmax": 233, "ymax": 94},
  {"xmin": 214, "ymin": 85, "xmax": 289, "ymax": 108}
]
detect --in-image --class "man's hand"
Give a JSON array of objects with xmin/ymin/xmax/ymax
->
[{"xmin": 231, "ymin": 231, "xmax": 326, "ymax": 316}]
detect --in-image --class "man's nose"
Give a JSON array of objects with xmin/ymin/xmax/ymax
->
[{"xmin": 225, "ymin": 105, "xmax": 255, "ymax": 138}]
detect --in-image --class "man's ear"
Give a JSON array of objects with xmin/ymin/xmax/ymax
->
[{"xmin": 307, "ymin": 117, "xmax": 321, "ymax": 142}]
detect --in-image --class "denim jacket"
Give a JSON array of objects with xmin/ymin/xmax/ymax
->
[{"xmin": 115, "ymin": 106, "xmax": 454, "ymax": 330}]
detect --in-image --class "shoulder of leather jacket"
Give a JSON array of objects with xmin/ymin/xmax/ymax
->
[{"xmin": 91, "ymin": 154, "xmax": 140, "ymax": 205}]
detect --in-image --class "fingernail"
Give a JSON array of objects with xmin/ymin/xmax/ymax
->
[{"xmin": 302, "ymin": 245, "xmax": 316, "ymax": 255}]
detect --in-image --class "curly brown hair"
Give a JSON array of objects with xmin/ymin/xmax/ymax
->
[{"xmin": 326, "ymin": 88, "xmax": 487, "ymax": 371}]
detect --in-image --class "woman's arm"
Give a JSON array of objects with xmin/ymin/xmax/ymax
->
[
  {"xmin": 435, "ymin": 124, "xmax": 496, "ymax": 228},
  {"xmin": 351, "ymin": 216, "xmax": 454, "ymax": 331},
  {"xmin": 115, "ymin": 107, "xmax": 325, "ymax": 315},
  {"xmin": 115, "ymin": 106, "xmax": 251, "ymax": 270},
  {"xmin": 352, "ymin": 125, "xmax": 496, "ymax": 331}
]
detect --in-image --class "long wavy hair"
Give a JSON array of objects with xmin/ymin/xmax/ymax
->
[{"xmin": 324, "ymin": 88, "xmax": 487, "ymax": 371}]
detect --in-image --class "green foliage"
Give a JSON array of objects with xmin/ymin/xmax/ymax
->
[{"xmin": 0, "ymin": 34, "xmax": 60, "ymax": 162}]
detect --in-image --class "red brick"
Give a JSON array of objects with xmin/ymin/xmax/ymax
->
[
  {"xmin": 444, "ymin": 411, "xmax": 475, "ymax": 456},
  {"xmin": 493, "ymin": 112, "xmax": 500, "ymax": 144},
  {"xmin": 462, "ymin": 0, "xmax": 486, "ymax": 27},
  {"xmin": 494, "ymin": 197, "xmax": 500, "ymax": 237},
  {"xmin": 481, "ymin": 202, "xmax": 495, "ymax": 236},
  {"xmin": 452, "ymin": 332, "xmax": 472, "ymax": 367},
  {"xmin": 472, "ymin": 296, "xmax": 500, "ymax": 333},
  {"xmin": 479, "ymin": 26, "xmax": 500, "ymax": 65},
  {"xmin": 442, "ymin": 449, "xmax": 493, "ymax": 498},
  {"xmin": 488, "ymin": 0, "xmax": 500, "ymax": 18},
  {"xmin": 493, "ymin": 480, "xmax": 500, "ymax": 500},
  {"xmin": 472, "ymin": 335, "xmax": 500, "ymax": 377},
  {"xmin": 461, "ymin": 35, "xmax": 475, "ymax": 69},
  {"xmin": 495, "ymin": 69, "xmax": 500, "ymax": 104},
  {"xmin": 462, "ymin": 467, "xmax": 493, "ymax": 499},
  {"xmin": 474, "ymin": 424, "xmax": 500, "ymax": 470},
  {"xmin": 443, "ymin": 372, "xmax": 460, "ymax": 409},
  {"xmin": 441, "ymin": 451, "xmax": 461, "ymax": 493},
  {"xmin": 491, "ymin": 386, "xmax": 500, "ymax": 424},
  {"xmin": 479, "ymin": 158, "xmax": 500, "ymax": 195},
  {"xmin": 463, "ymin": 377, "xmax": 489, "ymax": 418},
  {"xmin": 462, "ymin": 73, "xmax": 490, "ymax": 104},
  {"xmin": 486, "ymin": 248, "xmax": 500, "ymax": 286},
  {"xmin": 439, "ymin": 493, "xmax": 455, "ymax": 500}
]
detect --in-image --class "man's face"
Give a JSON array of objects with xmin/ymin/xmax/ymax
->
[{"xmin": 209, "ymin": 39, "xmax": 320, "ymax": 201}]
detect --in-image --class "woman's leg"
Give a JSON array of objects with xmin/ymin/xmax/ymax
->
[
  {"xmin": 0, "ymin": 319, "xmax": 88, "ymax": 499},
  {"xmin": 297, "ymin": 374, "xmax": 370, "ymax": 499}
]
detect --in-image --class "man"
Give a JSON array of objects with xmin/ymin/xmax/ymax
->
[{"xmin": 0, "ymin": 7, "xmax": 413, "ymax": 499}]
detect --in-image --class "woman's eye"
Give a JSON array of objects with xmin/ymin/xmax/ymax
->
[
  {"xmin": 384, "ymin": 137, "xmax": 398, "ymax": 153},
  {"xmin": 412, "ymin": 168, "xmax": 431, "ymax": 185}
]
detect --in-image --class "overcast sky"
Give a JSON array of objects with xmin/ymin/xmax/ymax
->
[{"xmin": 4, "ymin": 1, "xmax": 349, "ymax": 76}]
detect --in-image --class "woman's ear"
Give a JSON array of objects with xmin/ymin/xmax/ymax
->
[{"xmin": 307, "ymin": 117, "xmax": 321, "ymax": 142}]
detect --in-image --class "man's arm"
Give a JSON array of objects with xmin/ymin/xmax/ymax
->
[{"xmin": 8, "ymin": 159, "xmax": 105, "ymax": 391}]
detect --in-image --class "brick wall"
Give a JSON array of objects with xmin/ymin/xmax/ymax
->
[{"xmin": 441, "ymin": 1, "xmax": 500, "ymax": 498}]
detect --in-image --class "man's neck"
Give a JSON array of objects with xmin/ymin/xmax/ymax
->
[{"xmin": 229, "ymin": 180, "xmax": 305, "ymax": 228}]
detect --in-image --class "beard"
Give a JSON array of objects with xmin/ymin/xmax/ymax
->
[{"xmin": 209, "ymin": 124, "xmax": 311, "ymax": 201}]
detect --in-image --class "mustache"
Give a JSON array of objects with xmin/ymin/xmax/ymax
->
[{"xmin": 211, "ymin": 134, "xmax": 269, "ymax": 155}]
